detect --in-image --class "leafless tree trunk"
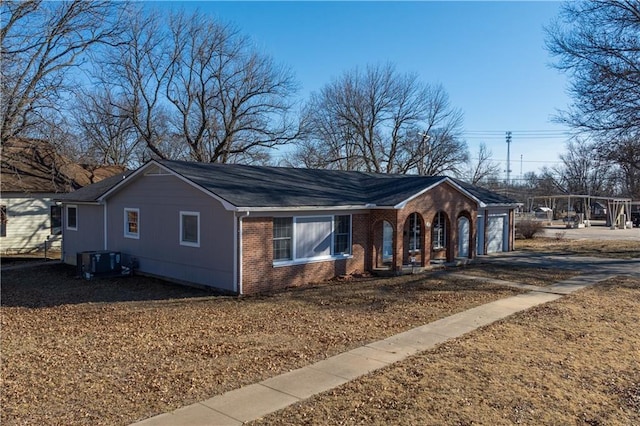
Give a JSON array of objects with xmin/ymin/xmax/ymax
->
[
  {"xmin": 0, "ymin": 0, "xmax": 126, "ymax": 145},
  {"xmin": 296, "ymin": 63, "xmax": 467, "ymax": 175}
]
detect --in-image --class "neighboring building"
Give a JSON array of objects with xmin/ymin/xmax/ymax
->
[
  {"xmin": 1, "ymin": 138, "xmax": 123, "ymax": 254},
  {"xmin": 58, "ymin": 160, "xmax": 520, "ymax": 294}
]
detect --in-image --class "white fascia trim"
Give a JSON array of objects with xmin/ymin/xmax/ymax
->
[
  {"xmin": 393, "ymin": 177, "xmax": 484, "ymax": 209},
  {"xmin": 60, "ymin": 201, "xmax": 102, "ymax": 206},
  {"xmin": 97, "ymin": 160, "xmax": 238, "ymax": 211}
]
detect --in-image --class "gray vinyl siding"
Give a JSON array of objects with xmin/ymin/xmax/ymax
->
[
  {"xmin": 0, "ymin": 193, "xmax": 62, "ymax": 253},
  {"xmin": 105, "ymin": 174, "xmax": 235, "ymax": 292},
  {"xmin": 62, "ymin": 204, "xmax": 104, "ymax": 264}
]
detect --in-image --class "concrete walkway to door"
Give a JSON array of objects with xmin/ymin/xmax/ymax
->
[{"xmin": 133, "ymin": 254, "xmax": 639, "ymax": 426}]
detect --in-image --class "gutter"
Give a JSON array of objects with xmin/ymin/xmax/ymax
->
[{"xmin": 233, "ymin": 211, "xmax": 249, "ymax": 295}]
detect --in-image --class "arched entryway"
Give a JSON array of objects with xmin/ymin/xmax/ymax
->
[
  {"xmin": 373, "ymin": 219, "xmax": 395, "ymax": 269},
  {"xmin": 457, "ymin": 215, "xmax": 470, "ymax": 258},
  {"xmin": 431, "ymin": 211, "xmax": 449, "ymax": 262},
  {"xmin": 382, "ymin": 220, "xmax": 394, "ymax": 265},
  {"xmin": 403, "ymin": 212, "xmax": 425, "ymax": 266}
]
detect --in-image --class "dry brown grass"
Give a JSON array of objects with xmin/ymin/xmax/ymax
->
[
  {"xmin": 253, "ymin": 276, "xmax": 640, "ymax": 425},
  {"xmin": 455, "ymin": 264, "xmax": 577, "ymax": 287},
  {"xmin": 2, "ymin": 238, "xmax": 636, "ymax": 425},
  {"xmin": 1, "ymin": 264, "xmax": 523, "ymax": 426},
  {"xmin": 516, "ymin": 237, "xmax": 640, "ymax": 259}
]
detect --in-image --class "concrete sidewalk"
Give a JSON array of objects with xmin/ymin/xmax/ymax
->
[{"xmin": 133, "ymin": 270, "xmax": 618, "ymax": 426}]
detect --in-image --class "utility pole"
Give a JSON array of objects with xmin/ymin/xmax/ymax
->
[{"xmin": 505, "ymin": 131, "xmax": 512, "ymax": 185}]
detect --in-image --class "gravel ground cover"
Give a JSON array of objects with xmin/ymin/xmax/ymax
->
[
  {"xmin": 253, "ymin": 276, "xmax": 640, "ymax": 425},
  {"xmin": 1, "ymin": 263, "xmax": 527, "ymax": 425}
]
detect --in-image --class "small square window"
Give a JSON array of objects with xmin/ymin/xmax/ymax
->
[
  {"xmin": 180, "ymin": 211, "xmax": 200, "ymax": 247},
  {"xmin": 124, "ymin": 208, "xmax": 140, "ymax": 239}
]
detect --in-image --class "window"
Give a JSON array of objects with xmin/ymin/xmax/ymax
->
[
  {"xmin": 0, "ymin": 205, "xmax": 6, "ymax": 237},
  {"xmin": 50, "ymin": 205, "xmax": 62, "ymax": 235},
  {"xmin": 180, "ymin": 211, "xmax": 200, "ymax": 247},
  {"xmin": 66, "ymin": 205, "xmax": 77, "ymax": 230},
  {"xmin": 296, "ymin": 216, "xmax": 332, "ymax": 259},
  {"xmin": 433, "ymin": 212, "xmax": 446, "ymax": 249},
  {"xmin": 333, "ymin": 215, "xmax": 351, "ymax": 255},
  {"xmin": 408, "ymin": 213, "xmax": 421, "ymax": 252},
  {"xmin": 273, "ymin": 217, "xmax": 293, "ymax": 261},
  {"xmin": 124, "ymin": 208, "xmax": 140, "ymax": 239},
  {"xmin": 273, "ymin": 215, "xmax": 352, "ymax": 263}
]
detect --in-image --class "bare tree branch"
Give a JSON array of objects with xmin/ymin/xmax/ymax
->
[{"xmin": 1, "ymin": 0, "xmax": 127, "ymax": 144}]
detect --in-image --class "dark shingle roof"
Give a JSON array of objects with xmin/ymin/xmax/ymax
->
[
  {"xmin": 451, "ymin": 178, "xmax": 520, "ymax": 205},
  {"xmin": 58, "ymin": 159, "xmax": 519, "ymax": 208},
  {"xmin": 157, "ymin": 160, "xmax": 449, "ymax": 208}
]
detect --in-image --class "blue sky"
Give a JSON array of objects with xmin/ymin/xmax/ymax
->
[{"xmin": 149, "ymin": 1, "xmax": 571, "ymax": 178}]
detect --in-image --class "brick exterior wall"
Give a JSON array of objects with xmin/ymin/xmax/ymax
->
[
  {"xmin": 241, "ymin": 213, "xmax": 369, "ymax": 294},
  {"xmin": 240, "ymin": 182, "xmax": 481, "ymax": 294}
]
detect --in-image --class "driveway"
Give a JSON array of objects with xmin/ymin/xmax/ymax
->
[{"xmin": 542, "ymin": 222, "xmax": 640, "ymax": 241}]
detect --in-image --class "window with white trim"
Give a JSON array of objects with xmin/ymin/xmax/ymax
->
[
  {"xmin": 124, "ymin": 208, "xmax": 140, "ymax": 239},
  {"xmin": 66, "ymin": 205, "xmax": 77, "ymax": 231},
  {"xmin": 333, "ymin": 215, "xmax": 351, "ymax": 255},
  {"xmin": 273, "ymin": 217, "xmax": 293, "ymax": 261},
  {"xmin": 408, "ymin": 213, "xmax": 421, "ymax": 252},
  {"xmin": 433, "ymin": 211, "xmax": 446, "ymax": 249},
  {"xmin": 295, "ymin": 216, "xmax": 332, "ymax": 259},
  {"xmin": 180, "ymin": 211, "xmax": 200, "ymax": 247},
  {"xmin": 273, "ymin": 215, "xmax": 352, "ymax": 263}
]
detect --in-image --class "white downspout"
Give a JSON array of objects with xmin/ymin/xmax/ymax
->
[
  {"xmin": 103, "ymin": 201, "xmax": 108, "ymax": 250},
  {"xmin": 237, "ymin": 211, "xmax": 249, "ymax": 295}
]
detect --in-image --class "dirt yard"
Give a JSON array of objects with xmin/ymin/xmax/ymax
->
[
  {"xmin": 0, "ymin": 239, "xmax": 635, "ymax": 426},
  {"xmin": 253, "ymin": 276, "xmax": 640, "ymax": 425}
]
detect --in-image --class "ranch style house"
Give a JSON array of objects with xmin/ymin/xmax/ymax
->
[{"xmin": 58, "ymin": 160, "xmax": 519, "ymax": 294}]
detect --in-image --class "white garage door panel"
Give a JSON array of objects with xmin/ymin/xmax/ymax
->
[{"xmin": 487, "ymin": 216, "xmax": 505, "ymax": 253}]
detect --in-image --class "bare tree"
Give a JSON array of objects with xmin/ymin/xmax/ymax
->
[
  {"xmin": 72, "ymin": 88, "xmax": 141, "ymax": 167},
  {"xmin": 296, "ymin": 63, "xmax": 467, "ymax": 175},
  {"xmin": 464, "ymin": 142, "xmax": 501, "ymax": 185},
  {"xmin": 553, "ymin": 139, "xmax": 616, "ymax": 196},
  {"xmin": 91, "ymin": 10, "xmax": 300, "ymax": 164},
  {"xmin": 0, "ymin": 0, "xmax": 126, "ymax": 144},
  {"xmin": 546, "ymin": 0, "xmax": 640, "ymax": 197}
]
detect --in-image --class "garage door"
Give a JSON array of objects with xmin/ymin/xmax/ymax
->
[{"xmin": 487, "ymin": 215, "xmax": 506, "ymax": 253}]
